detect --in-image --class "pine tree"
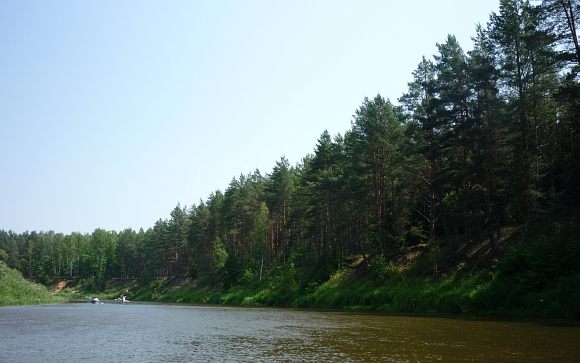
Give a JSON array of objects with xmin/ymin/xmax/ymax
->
[
  {"xmin": 400, "ymin": 58, "xmax": 442, "ymax": 243},
  {"xmin": 265, "ymin": 157, "xmax": 293, "ymax": 264}
]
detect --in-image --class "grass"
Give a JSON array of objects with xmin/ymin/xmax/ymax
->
[
  {"xmin": 290, "ymin": 269, "xmax": 495, "ymax": 314},
  {"xmin": 54, "ymin": 210, "xmax": 580, "ymax": 319},
  {"xmin": 92, "ymin": 261, "xmax": 578, "ymax": 319},
  {"xmin": 58, "ymin": 268, "xmax": 580, "ymax": 319},
  {"xmin": 102, "ymin": 269, "xmax": 492, "ymax": 314},
  {"xmin": 57, "ymin": 278, "xmax": 140, "ymax": 301},
  {"xmin": 0, "ymin": 262, "xmax": 63, "ymax": 306}
]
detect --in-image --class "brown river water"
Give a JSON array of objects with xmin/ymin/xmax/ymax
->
[{"xmin": 0, "ymin": 303, "xmax": 578, "ymax": 362}]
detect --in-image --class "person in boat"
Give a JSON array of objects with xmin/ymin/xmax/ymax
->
[{"xmin": 115, "ymin": 294, "xmax": 129, "ymax": 303}]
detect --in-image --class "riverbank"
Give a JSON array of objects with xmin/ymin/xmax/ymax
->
[
  {"xmin": 54, "ymin": 211, "xmax": 580, "ymax": 319},
  {"xmin": 0, "ymin": 262, "xmax": 63, "ymax": 306},
  {"xmin": 59, "ymin": 262, "xmax": 579, "ymax": 319}
]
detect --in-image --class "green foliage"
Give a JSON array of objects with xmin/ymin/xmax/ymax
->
[
  {"xmin": 1, "ymin": 0, "xmax": 578, "ymax": 318},
  {"xmin": 368, "ymin": 254, "xmax": 400, "ymax": 282},
  {"xmin": 478, "ymin": 212, "xmax": 580, "ymax": 318},
  {"xmin": 212, "ymin": 237, "xmax": 228, "ymax": 272},
  {"xmin": 222, "ymin": 254, "xmax": 242, "ymax": 288},
  {"xmin": 0, "ymin": 249, "xmax": 8, "ymax": 263},
  {"xmin": 410, "ymin": 243, "xmax": 442, "ymax": 276},
  {"xmin": 0, "ymin": 262, "xmax": 62, "ymax": 306}
]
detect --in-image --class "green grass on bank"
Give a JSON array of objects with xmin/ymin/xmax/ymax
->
[
  {"xmin": 56, "ymin": 211, "xmax": 580, "ymax": 319},
  {"xmin": 57, "ymin": 278, "xmax": 139, "ymax": 302},
  {"xmin": 0, "ymin": 262, "xmax": 63, "ymax": 306},
  {"xmin": 60, "ymin": 267, "xmax": 580, "ymax": 319},
  {"xmin": 66, "ymin": 229, "xmax": 580, "ymax": 319},
  {"xmin": 109, "ymin": 263, "xmax": 579, "ymax": 319}
]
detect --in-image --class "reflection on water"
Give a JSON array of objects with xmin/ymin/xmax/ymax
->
[{"xmin": 1, "ymin": 303, "xmax": 579, "ymax": 362}]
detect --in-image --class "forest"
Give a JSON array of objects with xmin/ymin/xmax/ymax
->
[{"xmin": 1, "ymin": 0, "xmax": 579, "ymax": 316}]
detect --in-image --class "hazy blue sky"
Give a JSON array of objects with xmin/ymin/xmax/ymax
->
[{"xmin": 0, "ymin": 0, "xmax": 499, "ymax": 233}]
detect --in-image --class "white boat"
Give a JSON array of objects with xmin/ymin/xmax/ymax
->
[{"xmin": 115, "ymin": 295, "xmax": 130, "ymax": 303}]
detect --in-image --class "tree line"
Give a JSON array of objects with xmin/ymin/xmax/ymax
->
[{"xmin": 1, "ymin": 0, "xmax": 578, "ymax": 288}]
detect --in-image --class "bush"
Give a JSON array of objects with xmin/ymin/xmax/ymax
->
[
  {"xmin": 368, "ymin": 254, "xmax": 400, "ymax": 282},
  {"xmin": 0, "ymin": 262, "xmax": 61, "ymax": 306},
  {"xmin": 0, "ymin": 249, "xmax": 8, "ymax": 263}
]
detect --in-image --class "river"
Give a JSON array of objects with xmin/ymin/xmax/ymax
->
[{"xmin": 0, "ymin": 303, "xmax": 578, "ymax": 362}]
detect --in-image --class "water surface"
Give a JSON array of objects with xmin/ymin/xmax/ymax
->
[{"xmin": 0, "ymin": 303, "xmax": 578, "ymax": 362}]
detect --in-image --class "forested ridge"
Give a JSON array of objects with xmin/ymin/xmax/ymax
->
[{"xmin": 1, "ymin": 0, "xmax": 579, "ymax": 316}]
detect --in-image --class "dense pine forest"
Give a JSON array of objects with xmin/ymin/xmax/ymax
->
[{"xmin": 1, "ymin": 0, "xmax": 579, "ymax": 316}]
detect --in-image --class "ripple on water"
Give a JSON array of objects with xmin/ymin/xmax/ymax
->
[{"xmin": 1, "ymin": 304, "xmax": 579, "ymax": 362}]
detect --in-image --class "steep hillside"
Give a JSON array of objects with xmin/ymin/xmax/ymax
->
[{"xmin": 0, "ymin": 262, "xmax": 62, "ymax": 306}]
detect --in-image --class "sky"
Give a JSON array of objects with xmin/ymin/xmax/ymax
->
[{"xmin": 0, "ymin": 0, "xmax": 499, "ymax": 234}]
